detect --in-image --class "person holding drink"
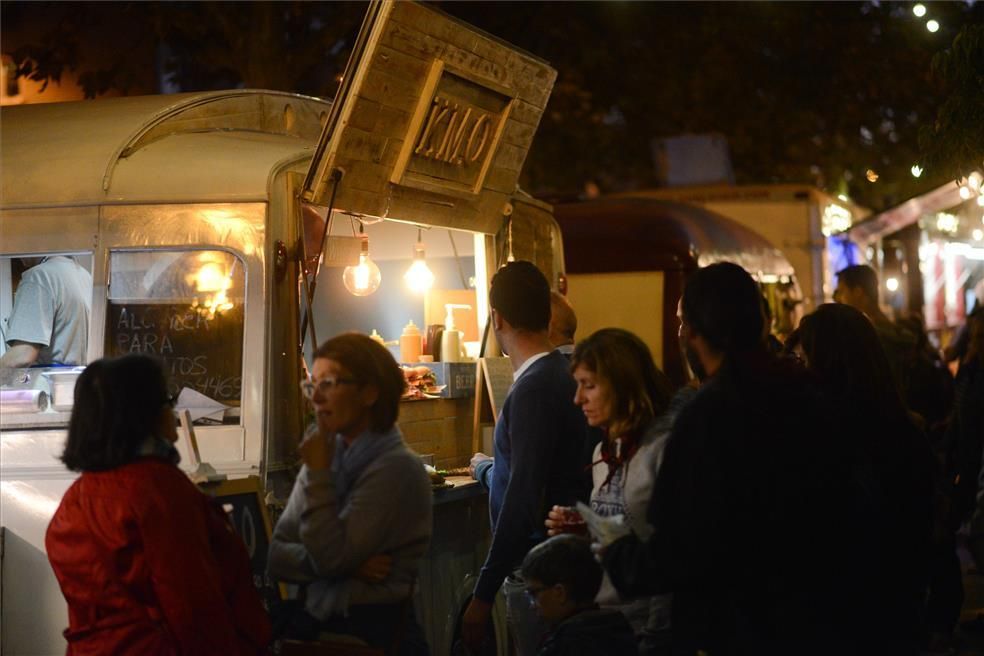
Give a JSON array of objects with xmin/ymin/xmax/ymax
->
[{"xmin": 545, "ymin": 328, "xmax": 677, "ymax": 654}]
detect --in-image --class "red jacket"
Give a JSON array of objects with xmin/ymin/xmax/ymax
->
[{"xmin": 46, "ymin": 457, "xmax": 271, "ymax": 655}]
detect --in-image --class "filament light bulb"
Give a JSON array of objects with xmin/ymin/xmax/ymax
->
[
  {"xmin": 342, "ymin": 233, "xmax": 381, "ymax": 296},
  {"xmin": 404, "ymin": 231, "xmax": 435, "ymax": 294}
]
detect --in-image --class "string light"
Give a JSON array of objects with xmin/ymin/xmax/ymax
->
[{"xmin": 913, "ymin": 4, "xmax": 926, "ymax": 17}]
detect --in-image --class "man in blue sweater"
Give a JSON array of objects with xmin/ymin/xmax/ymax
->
[{"xmin": 463, "ymin": 261, "xmax": 591, "ymax": 655}]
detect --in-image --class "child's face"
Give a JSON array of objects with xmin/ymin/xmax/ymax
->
[{"xmin": 525, "ymin": 579, "xmax": 573, "ymax": 625}]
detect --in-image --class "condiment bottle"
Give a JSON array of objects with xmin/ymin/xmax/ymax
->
[
  {"xmin": 369, "ymin": 329, "xmax": 386, "ymax": 347},
  {"xmin": 439, "ymin": 304, "xmax": 470, "ymax": 362},
  {"xmin": 399, "ymin": 320, "xmax": 422, "ymax": 363}
]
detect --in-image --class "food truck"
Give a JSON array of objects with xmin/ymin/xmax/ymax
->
[
  {"xmin": 0, "ymin": 2, "xmax": 558, "ymax": 653},
  {"xmin": 617, "ymin": 185, "xmax": 869, "ymax": 313},
  {"xmin": 555, "ymin": 196, "xmax": 799, "ymax": 386}
]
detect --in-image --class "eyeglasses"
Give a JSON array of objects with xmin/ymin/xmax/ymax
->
[
  {"xmin": 300, "ymin": 377, "xmax": 360, "ymax": 399},
  {"xmin": 524, "ymin": 584, "xmax": 549, "ymax": 602}
]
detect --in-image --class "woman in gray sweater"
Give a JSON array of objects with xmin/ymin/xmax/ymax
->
[{"xmin": 268, "ymin": 333, "xmax": 432, "ymax": 654}]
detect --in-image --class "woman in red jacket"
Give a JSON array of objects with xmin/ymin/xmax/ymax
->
[{"xmin": 45, "ymin": 354, "xmax": 270, "ymax": 655}]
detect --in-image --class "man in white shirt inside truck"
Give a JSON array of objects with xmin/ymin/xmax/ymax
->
[{"xmin": 1, "ymin": 255, "xmax": 91, "ymax": 372}]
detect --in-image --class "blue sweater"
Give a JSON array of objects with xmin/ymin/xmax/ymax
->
[{"xmin": 473, "ymin": 351, "xmax": 591, "ymax": 602}]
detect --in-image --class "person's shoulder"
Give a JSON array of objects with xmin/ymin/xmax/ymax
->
[
  {"xmin": 514, "ymin": 352, "xmax": 573, "ymax": 393},
  {"xmin": 372, "ymin": 442, "xmax": 431, "ymax": 486},
  {"xmin": 119, "ymin": 459, "xmax": 200, "ymax": 499}
]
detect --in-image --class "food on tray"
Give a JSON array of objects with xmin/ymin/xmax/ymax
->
[
  {"xmin": 424, "ymin": 464, "xmax": 448, "ymax": 487},
  {"xmin": 401, "ymin": 365, "xmax": 438, "ymax": 400},
  {"xmin": 437, "ymin": 466, "xmax": 472, "ymax": 478}
]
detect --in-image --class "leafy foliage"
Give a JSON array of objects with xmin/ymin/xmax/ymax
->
[
  {"xmin": 3, "ymin": 1, "xmax": 982, "ymax": 210},
  {"xmin": 919, "ymin": 23, "xmax": 984, "ymax": 182}
]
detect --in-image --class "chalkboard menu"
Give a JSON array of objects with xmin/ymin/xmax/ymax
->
[
  {"xmin": 105, "ymin": 303, "xmax": 244, "ymax": 403},
  {"xmin": 203, "ymin": 477, "xmax": 284, "ymax": 611}
]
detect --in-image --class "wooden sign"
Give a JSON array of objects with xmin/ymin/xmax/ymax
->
[
  {"xmin": 302, "ymin": 0, "xmax": 557, "ymax": 236},
  {"xmin": 201, "ymin": 477, "xmax": 284, "ymax": 611}
]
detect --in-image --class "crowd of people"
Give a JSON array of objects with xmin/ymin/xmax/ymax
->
[{"xmin": 40, "ymin": 258, "xmax": 984, "ymax": 656}]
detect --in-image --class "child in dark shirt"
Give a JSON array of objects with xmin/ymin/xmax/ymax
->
[{"xmin": 521, "ymin": 535, "xmax": 636, "ymax": 656}]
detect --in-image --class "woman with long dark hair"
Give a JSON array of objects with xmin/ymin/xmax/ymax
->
[
  {"xmin": 797, "ymin": 303, "xmax": 935, "ymax": 654},
  {"xmin": 545, "ymin": 328, "xmax": 679, "ymax": 653},
  {"xmin": 45, "ymin": 354, "xmax": 270, "ymax": 654}
]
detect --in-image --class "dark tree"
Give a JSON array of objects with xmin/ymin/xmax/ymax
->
[
  {"xmin": 919, "ymin": 23, "xmax": 984, "ymax": 182},
  {"xmin": 4, "ymin": 1, "xmax": 981, "ymax": 211}
]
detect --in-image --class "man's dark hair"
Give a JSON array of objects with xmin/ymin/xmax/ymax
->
[
  {"xmin": 836, "ymin": 264, "xmax": 879, "ymax": 303},
  {"xmin": 62, "ymin": 354, "xmax": 172, "ymax": 472},
  {"xmin": 681, "ymin": 262, "xmax": 764, "ymax": 355},
  {"xmin": 314, "ymin": 332, "xmax": 406, "ymax": 432},
  {"xmin": 520, "ymin": 534, "xmax": 602, "ymax": 605},
  {"xmin": 489, "ymin": 260, "xmax": 551, "ymax": 332}
]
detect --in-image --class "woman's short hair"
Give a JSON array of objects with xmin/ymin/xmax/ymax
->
[
  {"xmin": 571, "ymin": 328, "xmax": 674, "ymax": 438},
  {"xmin": 62, "ymin": 354, "xmax": 172, "ymax": 472},
  {"xmin": 314, "ymin": 333, "xmax": 406, "ymax": 433}
]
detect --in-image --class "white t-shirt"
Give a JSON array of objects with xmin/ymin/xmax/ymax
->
[
  {"xmin": 5, "ymin": 256, "xmax": 91, "ymax": 365},
  {"xmin": 591, "ymin": 420, "xmax": 673, "ymax": 633}
]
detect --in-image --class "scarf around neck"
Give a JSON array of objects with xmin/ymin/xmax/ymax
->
[{"xmin": 330, "ymin": 425, "xmax": 405, "ymax": 506}]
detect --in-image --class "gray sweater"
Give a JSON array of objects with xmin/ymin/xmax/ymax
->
[{"xmin": 267, "ymin": 429, "xmax": 432, "ymax": 619}]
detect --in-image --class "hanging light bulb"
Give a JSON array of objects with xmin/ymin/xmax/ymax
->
[
  {"xmin": 404, "ymin": 228, "xmax": 435, "ymax": 294},
  {"xmin": 342, "ymin": 224, "xmax": 381, "ymax": 296}
]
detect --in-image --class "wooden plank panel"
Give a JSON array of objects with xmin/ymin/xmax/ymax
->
[
  {"xmin": 357, "ymin": 66, "xmax": 423, "ymax": 109},
  {"xmin": 490, "ymin": 141, "xmax": 528, "ymax": 175},
  {"xmin": 499, "ymin": 118, "xmax": 536, "ymax": 149},
  {"xmin": 372, "ymin": 42, "xmax": 432, "ymax": 81},
  {"xmin": 375, "ymin": 103, "xmax": 413, "ymax": 141},
  {"xmin": 335, "ymin": 126, "xmax": 389, "ymax": 163},
  {"xmin": 382, "ymin": 23, "xmax": 513, "ymax": 96},
  {"xmin": 344, "ymin": 159, "xmax": 395, "ymax": 194},
  {"xmin": 483, "ymin": 166, "xmax": 520, "ymax": 195},
  {"xmin": 347, "ymin": 96, "xmax": 382, "ymax": 133},
  {"xmin": 510, "ymin": 98, "xmax": 548, "ymax": 127}
]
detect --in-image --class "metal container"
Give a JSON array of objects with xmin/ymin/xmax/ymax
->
[{"xmin": 41, "ymin": 367, "xmax": 85, "ymax": 411}]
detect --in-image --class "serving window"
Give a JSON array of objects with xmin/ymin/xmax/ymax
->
[
  {"xmin": 0, "ymin": 252, "xmax": 94, "ymax": 427},
  {"xmin": 105, "ymin": 249, "xmax": 246, "ymax": 425}
]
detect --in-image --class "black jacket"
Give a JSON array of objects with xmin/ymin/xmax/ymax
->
[
  {"xmin": 604, "ymin": 352, "xmax": 859, "ymax": 655},
  {"xmin": 537, "ymin": 608, "xmax": 636, "ymax": 656}
]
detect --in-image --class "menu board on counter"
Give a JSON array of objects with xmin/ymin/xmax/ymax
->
[
  {"xmin": 472, "ymin": 356, "xmax": 512, "ymax": 453},
  {"xmin": 105, "ymin": 303, "xmax": 244, "ymax": 404},
  {"xmin": 480, "ymin": 357, "xmax": 513, "ymax": 420}
]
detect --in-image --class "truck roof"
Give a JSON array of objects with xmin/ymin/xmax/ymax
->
[
  {"xmin": 556, "ymin": 196, "xmax": 796, "ymax": 278},
  {"xmin": 1, "ymin": 90, "xmax": 330, "ymax": 209},
  {"xmin": 618, "ymin": 184, "xmax": 869, "ymax": 218}
]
